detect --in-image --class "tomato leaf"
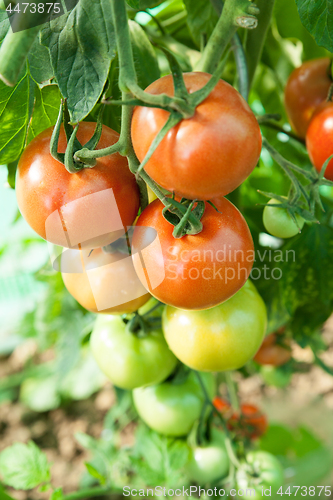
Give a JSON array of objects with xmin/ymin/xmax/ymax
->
[
  {"xmin": 126, "ymin": 0, "xmax": 165, "ymax": 9},
  {"xmin": 183, "ymin": 0, "xmax": 218, "ymax": 47},
  {"xmin": 50, "ymin": 489, "xmax": 64, "ymax": 500},
  {"xmin": 295, "ymin": 0, "xmax": 333, "ymax": 52},
  {"xmin": 0, "ymin": 73, "xmax": 36, "ymax": 165},
  {"xmin": 129, "ymin": 20, "xmax": 160, "ymax": 89},
  {"xmin": 27, "ymin": 85, "xmax": 61, "ymax": 143},
  {"xmin": 40, "ymin": 0, "xmax": 116, "ymax": 123},
  {"xmin": 85, "ymin": 463, "xmax": 106, "ymax": 485},
  {"xmin": 28, "ymin": 35, "xmax": 54, "ymax": 83},
  {"xmin": 0, "ymin": 441, "xmax": 50, "ymax": 490}
]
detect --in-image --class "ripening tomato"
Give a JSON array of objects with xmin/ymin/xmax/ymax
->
[
  {"xmin": 284, "ymin": 58, "xmax": 331, "ymax": 138},
  {"xmin": 162, "ymin": 280, "xmax": 267, "ymax": 371},
  {"xmin": 263, "ymin": 198, "xmax": 305, "ymax": 239},
  {"xmin": 132, "ymin": 197, "xmax": 254, "ymax": 310},
  {"xmin": 306, "ymin": 102, "xmax": 333, "ymax": 180},
  {"xmin": 187, "ymin": 428, "xmax": 229, "ymax": 484},
  {"xmin": 236, "ymin": 451, "xmax": 284, "ymax": 499},
  {"xmin": 213, "ymin": 397, "xmax": 268, "ymax": 440},
  {"xmin": 254, "ymin": 333, "xmax": 291, "ymax": 367},
  {"xmin": 90, "ymin": 314, "xmax": 177, "ymax": 389},
  {"xmin": 133, "ymin": 371, "xmax": 215, "ymax": 437},
  {"xmin": 16, "ymin": 123, "xmax": 140, "ymax": 248},
  {"xmin": 131, "ymin": 72, "xmax": 262, "ymax": 200},
  {"xmin": 61, "ymin": 247, "xmax": 150, "ymax": 314}
]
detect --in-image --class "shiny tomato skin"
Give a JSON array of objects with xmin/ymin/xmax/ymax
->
[
  {"xmin": 306, "ymin": 102, "xmax": 333, "ymax": 180},
  {"xmin": 131, "ymin": 72, "xmax": 262, "ymax": 200},
  {"xmin": 61, "ymin": 247, "xmax": 150, "ymax": 315},
  {"xmin": 285, "ymin": 58, "xmax": 331, "ymax": 138},
  {"xmin": 132, "ymin": 197, "xmax": 254, "ymax": 310},
  {"xmin": 90, "ymin": 314, "xmax": 177, "ymax": 390},
  {"xmin": 133, "ymin": 371, "xmax": 215, "ymax": 437},
  {"xmin": 254, "ymin": 333, "xmax": 291, "ymax": 367},
  {"xmin": 16, "ymin": 123, "xmax": 140, "ymax": 248},
  {"xmin": 162, "ymin": 280, "xmax": 267, "ymax": 371}
]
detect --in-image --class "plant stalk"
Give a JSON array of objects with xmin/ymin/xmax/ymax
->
[
  {"xmin": 245, "ymin": 0, "xmax": 275, "ymax": 89},
  {"xmin": 63, "ymin": 486, "xmax": 111, "ymax": 500}
]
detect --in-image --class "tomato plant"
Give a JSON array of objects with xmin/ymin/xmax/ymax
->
[
  {"xmin": 0, "ymin": 0, "xmax": 333, "ymax": 497},
  {"xmin": 132, "ymin": 197, "xmax": 254, "ymax": 310},
  {"xmin": 162, "ymin": 280, "xmax": 267, "ymax": 371},
  {"xmin": 284, "ymin": 58, "xmax": 331, "ymax": 139},
  {"xmin": 133, "ymin": 370, "xmax": 215, "ymax": 437},
  {"xmin": 16, "ymin": 123, "xmax": 140, "ymax": 249},
  {"xmin": 131, "ymin": 72, "xmax": 262, "ymax": 200},
  {"xmin": 61, "ymin": 246, "xmax": 150, "ymax": 315},
  {"xmin": 90, "ymin": 313, "xmax": 178, "ymax": 390}
]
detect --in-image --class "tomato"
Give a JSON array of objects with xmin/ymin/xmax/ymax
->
[
  {"xmin": 263, "ymin": 198, "xmax": 304, "ymax": 239},
  {"xmin": 132, "ymin": 371, "xmax": 215, "ymax": 437},
  {"xmin": 236, "ymin": 451, "xmax": 284, "ymax": 499},
  {"xmin": 187, "ymin": 428, "xmax": 229, "ymax": 484},
  {"xmin": 90, "ymin": 314, "xmax": 177, "ymax": 390},
  {"xmin": 254, "ymin": 333, "xmax": 291, "ymax": 367},
  {"xmin": 132, "ymin": 197, "xmax": 254, "ymax": 310},
  {"xmin": 61, "ymin": 247, "xmax": 150, "ymax": 315},
  {"xmin": 162, "ymin": 280, "xmax": 267, "ymax": 371},
  {"xmin": 213, "ymin": 398, "xmax": 268, "ymax": 440},
  {"xmin": 306, "ymin": 102, "xmax": 333, "ymax": 181},
  {"xmin": 284, "ymin": 58, "xmax": 331, "ymax": 138},
  {"xmin": 131, "ymin": 72, "xmax": 262, "ymax": 200},
  {"xmin": 16, "ymin": 123, "xmax": 140, "ymax": 249}
]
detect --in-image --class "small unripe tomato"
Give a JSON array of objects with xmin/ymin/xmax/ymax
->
[
  {"xmin": 187, "ymin": 429, "xmax": 229, "ymax": 484},
  {"xmin": 61, "ymin": 247, "xmax": 150, "ymax": 314},
  {"xmin": 263, "ymin": 198, "xmax": 304, "ymax": 239},
  {"xmin": 284, "ymin": 58, "xmax": 331, "ymax": 138}
]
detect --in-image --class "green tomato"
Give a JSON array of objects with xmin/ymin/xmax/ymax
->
[
  {"xmin": 90, "ymin": 314, "xmax": 177, "ymax": 390},
  {"xmin": 162, "ymin": 280, "xmax": 267, "ymax": 371},
  {"xmin": 261, "ymin": 365, "xmax": 292, "ymax": 388},
  {"xmin": 236, "ymin": 451, "xmax": 284, "ymax": 499},
  {"xmin": 187, "ymin": 428, "xmax": 229, "ymax": 484},
  {"xmin": 133, "ymin": 371, "xmax": 215, "ymax": 437},
  {"xmin": 263, "ymin": 198, "xmax": 305, "ymax": 239}
]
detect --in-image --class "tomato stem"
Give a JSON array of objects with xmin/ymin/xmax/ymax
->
[
  {"xmin": 225, "ymin": 371, "xmax": 240, "ymax": 412},
  {"xmin": 245, "ymin": 0, "xmax": 276, "ymax": 90},
  {"xmin": 196, "ymin": 0, "xmax": 258, "ymax": 74}
]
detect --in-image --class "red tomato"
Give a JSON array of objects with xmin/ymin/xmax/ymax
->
[
  {"xmin": 213, "ymin": 397, "xmax": 268, "ymax": 440},
  {"xmin": 131, "ymin": 72, "xmax": 262, "ymax": 200},
  {"xmin": 16, "ymin": 123, "xmax": 140, "ymax": 248},
  {"xmin": 131, "ymin": 197, "xmax": 254, "ymax": 310},
  {"xmin": 285, "ymin": 58, "xmax": 332, "ymax": 138},
  {"xmin": 254, "ymin": 333, "xmax": 291, "ymax": 367},
  {"xmin": 306, "ymin": 102, "xmax": 333, "ymax": 180},
  {"xmin": 61, "ymin": 247, "xmax": 150, "ymax": 315}
]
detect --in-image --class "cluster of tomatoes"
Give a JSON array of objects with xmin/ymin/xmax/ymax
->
[
  {"xmin": 14, "ymin": 71, "xmax": 290, "ymax": 491},
  {"xmin": 285, "ymin": 57, "xmax": 333, "ymax": 179}
]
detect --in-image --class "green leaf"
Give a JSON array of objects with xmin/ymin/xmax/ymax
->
[
  {"xmin": 129, "ymin": 20, "xmax": 160, "ymax": 89},
  {"xmin": 50, "ymin": 489, "xmax": 64, "ymax": 500},
  {"xmin": 0, "ymin": 73, "xmax": 36, "ymax": 164},
  {"xmin": 20, "ymin": 375, "xmax": 61, "ymax": 412},
  {"xmin": 0, "ymin": 441, "xmax": 50, "ymax": 490},
  {"xmin": 85, "ymin": 463, "xmax": 106, "ymax": 485},
  {"xmin": 0, "ymin": 10, "xmax": 10, "ymax": 43},
  {"xmin": 27, "ymin": 85, "xmax": 61, "ymax": 143},
  {"xmin": 126, "ymin": 0, "xmax": 165, "ymax": 9},
  {"xmin": 41, "ymin": 0, "xmax": 116, "ymax": 123},
  {"xmin": 183, "ymin": 0, "xmax": 218, "ymax": 47},
  {"xmin": 28, "ymin": 34, "xmax": 54, "ymax": 83},
  {"xmin": 295, "ymin": 0, "xmax": 333, "ymax": 52},
  {"xmin": 6, "ymin": 160, "xmax": 18, "ymax": 189}
]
